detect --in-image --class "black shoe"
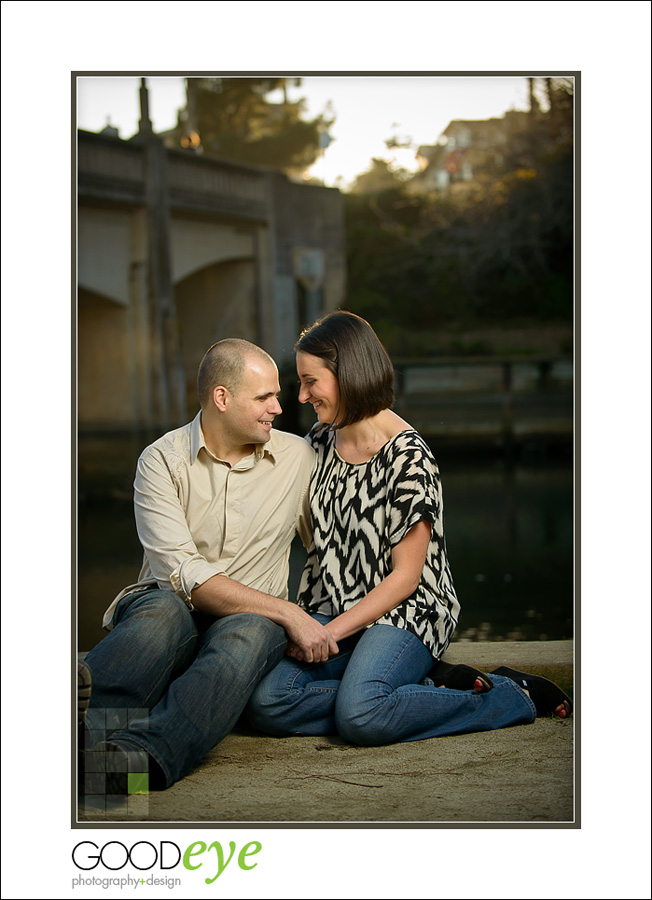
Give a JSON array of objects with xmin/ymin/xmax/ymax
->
[
  {"xmin": 82, "ymin": 739, "xmax": 150, "ymax": 799},
  {"xmin": 427, "ymin": 661, "xmax": 494, "ymax": 692},
  {"xmin": 491, "ymin": 666, "xmax": 572, "ymax": 717}
]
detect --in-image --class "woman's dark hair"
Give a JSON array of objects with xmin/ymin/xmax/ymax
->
[{"xmin": 295, "ymin": 310, "xmax": 395, "ymax": 428}]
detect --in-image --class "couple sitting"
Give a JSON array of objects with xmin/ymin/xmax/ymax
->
[{"xmin": 79, "ymin": 311, "xmax": 571, "ymax": 799}]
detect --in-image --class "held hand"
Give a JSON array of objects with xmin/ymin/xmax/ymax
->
[
  {"xmin": 285, "ymin": 610, "xmax": 339, "ymax": 663},
  {"xmin": 285, "ymin": 643, "xmax": 305, "ymax": 662}
]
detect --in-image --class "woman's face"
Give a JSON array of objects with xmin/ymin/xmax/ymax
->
[{"xmin": 296, "ymin": 351, "xmax": 342, "ymax": 424}]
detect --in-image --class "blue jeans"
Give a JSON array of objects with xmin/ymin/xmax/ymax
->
[
  {"xmin": 83, "ymin": 588, "xmax": 286, "ymax": 786},
  {"xmin": 247, "ymin": 615, "xmax": 535, "ymax": 745}
]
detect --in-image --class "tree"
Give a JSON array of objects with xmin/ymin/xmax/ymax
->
[
  {"xmin": 350, "ymin": 158, "xmax": 408, "ymax": 195},
  {"xmin": 344, "ymin": 85, "xmax": 574, "ymax": 340},
  {"xmin": 168, "ymin": 77, "xmax": 333, "ymax": 174}
]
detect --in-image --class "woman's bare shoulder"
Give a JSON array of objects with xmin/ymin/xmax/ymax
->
[{"xmin": 380, "ymin": 409, "xmax": 414, "ymax": 438}]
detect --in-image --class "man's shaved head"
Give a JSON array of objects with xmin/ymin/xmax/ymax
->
[{"xmin": 197, "ymin": 339, "xmax": 276, "ymax": 409}]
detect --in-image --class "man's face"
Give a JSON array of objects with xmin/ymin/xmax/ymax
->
[{"xmin": 223, "ymin": 357, "xmax": 283, "ymax": 448}]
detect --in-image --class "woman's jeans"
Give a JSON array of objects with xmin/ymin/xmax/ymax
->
[
  {"xmin": 247, "ymin": 615, "xmax": 535, "ymax": 745},
  {"xmin": 83, "ymin": 588, "xmax": 287, "ymax": 786}
]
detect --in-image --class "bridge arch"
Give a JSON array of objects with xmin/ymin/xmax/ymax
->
[
  {"xmin": 174, "ymin": 257, "xmax": 257, "ymax": 414},
  {"xmin": 78, "ymin": 287, "xmax": 133, "ymax": 425}
]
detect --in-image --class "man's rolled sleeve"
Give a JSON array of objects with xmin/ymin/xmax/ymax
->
[{"xmin": 169, "ymin": 557, "xmax": 227, "ymax": 606}]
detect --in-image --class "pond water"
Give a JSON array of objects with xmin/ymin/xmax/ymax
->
[{"xmin": 437, "ymin": 458, "xmax": 573, "ymax": 643}]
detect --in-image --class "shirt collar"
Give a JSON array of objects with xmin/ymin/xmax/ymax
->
[
  {"xmin": 255, "ymin": 431, "xmax": 277, "ymax": 465},
  {"xmin": 190, "ymin": 411, "xmax": 205, "ymax": 465},
  {"xmin": 190, "ymin": 411, "xmax": 277, "ymax": 466}
]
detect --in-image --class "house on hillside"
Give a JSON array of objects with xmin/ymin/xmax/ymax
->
[{"xmin": 409, "ymin": 110, "xmax": 535, "ymax": 194}]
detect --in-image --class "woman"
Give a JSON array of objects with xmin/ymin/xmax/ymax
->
[{"xmin": 247, "ymin": 311, "xmax": 571, "ymax": 746}]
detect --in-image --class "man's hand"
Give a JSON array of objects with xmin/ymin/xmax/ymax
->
[
  {"xmin": 191, "ymin": 574, "xmax": 338, "ymax": 663},
  {"xmin": 284, "ymin": 606, "xmax": 338, "ymax": 663}
]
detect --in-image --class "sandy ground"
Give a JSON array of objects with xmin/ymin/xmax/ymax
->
[{"xmin": 78, "ymin": 716, "xmax": 575, "ymax": 826}]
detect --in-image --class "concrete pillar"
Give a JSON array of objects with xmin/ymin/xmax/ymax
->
[
  {"xmin": 252, "ymin": 226, "xmax": 268, "ymax": 350},
  {"xmin": 143, "ymin": 137, "xmax": 187, "ymax": 429},
  {"xmin": 127, "ymin": 207, "xmax": 153, "ymax": 429}
]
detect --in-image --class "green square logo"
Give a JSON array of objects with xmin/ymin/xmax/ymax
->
[{"xmin": 128, "ymin": 772, "xmax": 149, "ymax": 795}]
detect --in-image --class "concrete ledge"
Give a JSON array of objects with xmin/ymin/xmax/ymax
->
[
  {"xmin": 81, "ymin": 640, "xmax": 574, "ymax": 669},
  {"xmin": 442, "ymin": 639, "xmax": 573, "ymax": 669}
]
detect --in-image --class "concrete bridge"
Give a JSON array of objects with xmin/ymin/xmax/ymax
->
[{"xmin": 77, "ymin": 128, "xmax": 345, "ymax": 431}]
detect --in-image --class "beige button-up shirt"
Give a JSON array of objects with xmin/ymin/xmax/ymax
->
[{"xmin": 102, "ymin": 412, "xmax": 316, "ymax": 628}]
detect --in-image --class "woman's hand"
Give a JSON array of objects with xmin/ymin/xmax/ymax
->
[
  {"xmin": 286, "ymin": 641, "xmax": 303, "ymax": 661},
  {"xmin": 285, "ymin": 622, "xmax": 338, "ymax": 663},
  {"xmin": 281, "ymin": 605, "xmax": 339, "ymax": 663}
]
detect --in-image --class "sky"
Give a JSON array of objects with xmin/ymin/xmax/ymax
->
[{"xmin": 76, "ymin": 74, "xmax": 532, "ymax": 188}]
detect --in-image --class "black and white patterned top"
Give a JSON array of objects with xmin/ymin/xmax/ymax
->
[{"xmin": 297, "ymin": 425, "xmax": 460, "ymax": 660}]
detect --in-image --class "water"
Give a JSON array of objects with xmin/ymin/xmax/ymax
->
[
  {"xmin": 76, "ymin": 436, "xmax": 573, "ymax": 650},
  {"xmin": 439, "ymin": 459, "xmax": 573, "ymax": 642}
]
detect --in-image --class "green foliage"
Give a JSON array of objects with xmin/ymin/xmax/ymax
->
[
  {"xmin": 181, "ymin": 77, "xmax": 333, "ymax": 172},
  {"xmin": 344, "ymin": 102, "xmax": 573, "ymax": 338},
  {"xmin": 350, "ymin": 158, "xmax": 407, "ymax": 195}
]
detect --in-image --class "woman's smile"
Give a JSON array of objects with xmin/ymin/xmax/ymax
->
[{"xmin": 296, "ymin": 351, "xmax": 342, "ymax": 423}]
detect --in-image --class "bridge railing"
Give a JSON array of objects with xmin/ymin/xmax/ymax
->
[
  {"xmin": 166, "ymin": 150, "xmax": 269, "ymax": 220},
  {"xmin": 78, "ymin": 130, "xmax": 270, "ymax": 221},
  {"xmin": 392, "ymin": 356, "xmax": 574, "ymax": 445}
]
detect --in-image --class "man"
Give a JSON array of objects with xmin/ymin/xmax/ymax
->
[{"xmin": 79, "ymin": 339, "xmax": 338, "ymax": 799}]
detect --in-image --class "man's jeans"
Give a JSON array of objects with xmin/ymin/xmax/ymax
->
[
  {"xmin": 83, "ymin": 588, "xmax": 286, "ymax": 786},
  {"xmin": 247, "ymin": 615, "xmax": 535, "ymax": 744}
]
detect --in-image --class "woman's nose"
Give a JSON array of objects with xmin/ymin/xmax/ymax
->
[{"xmin": 298, "ymin": 384, "xmax": 310, "ymax": 404}]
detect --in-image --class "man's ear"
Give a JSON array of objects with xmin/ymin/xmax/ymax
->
[{"xmin": 213, "ymin": 385, "xmax": 230, "ymax": 412}]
